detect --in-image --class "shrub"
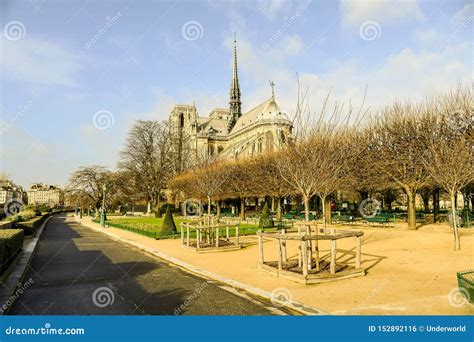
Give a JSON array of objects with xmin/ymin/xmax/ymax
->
[
  {"xmin": 160, "ymin": 205, "xmax": 177, "ymax": 235},
  {"xmin": 0, "ymin": 229, "xmax": 24, "ymax": 276},
  {"xmin": 14, "ymin": 214, "xmax": 50, "ymax": 235},
  {"xmin": 259, "ymin": 202, "xmax": 274, "ymax": 229},
  {"xmin": 7, "ymin": 209, "xmax": 37, "ymax": 222}
]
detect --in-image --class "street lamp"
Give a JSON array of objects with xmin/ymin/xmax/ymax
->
[{"xmin": 100, "ymin": 184, "xmax": 107, "ymax": 227}]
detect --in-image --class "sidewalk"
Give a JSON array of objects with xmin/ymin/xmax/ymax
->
[{"xmin": 77, "ymin": 215, "xmax": 474, "ymax": 315}]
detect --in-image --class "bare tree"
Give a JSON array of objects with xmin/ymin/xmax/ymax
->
[
  {"xmin": 118, "ymin": 120, "xmax": 172, "ymax": 213},
  {"xmin": 275, "ymin": 82, "xmax": 365, "ymax": 222},
  {"xmin": 420, "ymin": 86, "xmax": 473, "ymax": 250},
  {"xmin": 67, "ymin": 165, "xmax": 116, "ymax": 214},
  {"xmin": 226, "ymin": 160, "xmax": 255, "ymax": 220},
  {"xmin": 249, "ymin": 153, "xmax": 292, "ymax": 219},
  {"xmin": 366, "ymin": 102, "xmax": 430, "ymax": 229}
]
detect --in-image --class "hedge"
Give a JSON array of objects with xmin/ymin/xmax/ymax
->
[
  {"xmin": 14, "ymin": 213, "xmax": 50, "ymax": 236},
  {"xmin": 0, "ymin": 229, "xmax": 24, "ymax": 276}
]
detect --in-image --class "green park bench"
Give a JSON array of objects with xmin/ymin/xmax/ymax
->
[
  {"xmin": 282, "ymin": 212, "xmax": 316, "ymax": 221},
  {"xmin": 274, "ymin": 219, "xmax": 291, "ymax": 230},
  {"xmin": 296, "ymin": 213, "xmax": 316, "ymax": 221},
  {"xmin": 364, "ymin": 213, "xmax": 395, "ymax": 227},
  {"xmin": 334, "ymin": 215, "xmax": 355, "ymax": 224}
]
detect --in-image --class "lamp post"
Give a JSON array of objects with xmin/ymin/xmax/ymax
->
[{"xmin": 100, "ymin": 184, "xmax": 107, "ymax": 227}]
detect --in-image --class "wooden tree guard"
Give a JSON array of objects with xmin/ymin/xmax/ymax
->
[
  {"xmin": 181, "ymin": 220, "xmax": 242, "ymax": 253},
  {"xmin": 257, "ymin": 226, "xmax": 365, "ymax": 284}
]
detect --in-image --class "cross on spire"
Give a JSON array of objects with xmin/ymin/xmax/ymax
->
[{"xmin": 269, "ymin": 80, "xmax": 275, "ymax": 100}]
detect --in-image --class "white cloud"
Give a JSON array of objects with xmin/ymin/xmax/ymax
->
[
  {"xmin": 297, "ymin": 42, "xmax": 472, "ymax": 114},
  {"xmin": 453, "ymin": 2, "xmax": 473, "ymax": 23},
  {"xmin": 339, "ymin": 0, "xmax": 424, "ymax": 27},
  {"xmin": 279, "ymin": 34, "xmax": 304, "ymax": 56},
  {"xmin": 413, "ymin": 28, "xmax": 440, "ymax": 44},
  {"xmin": 1, "ymin": 36, "xmax": 83, "ymax": 86},
  {"xmin": 220, "ymin": 32, "xmax": 471, "ymax": 123}
]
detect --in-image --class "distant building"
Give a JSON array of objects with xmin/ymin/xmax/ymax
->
[
  {"xmin": 0, "ymin": 180, "xmax": 23, "ymax": 205},
  {"xmin": 27, "ymin": 183, "xmax": 63, "ymax": 207}
]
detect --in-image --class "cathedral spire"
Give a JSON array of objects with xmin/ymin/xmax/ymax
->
[{"xmin": 228, "ymin": 33, "xmax": 241, "ymax": 133}]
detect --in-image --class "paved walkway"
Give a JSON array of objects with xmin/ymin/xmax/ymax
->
[{"xmin": 8, "ymin": 214, "xmax": 278, "ymax": 315}]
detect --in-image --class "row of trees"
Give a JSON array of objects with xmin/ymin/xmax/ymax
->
[{"xmin": 171, "ymin": 85, "xmax": 473, "ymax": 250}]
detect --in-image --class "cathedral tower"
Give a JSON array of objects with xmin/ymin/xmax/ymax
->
[{"xmin": 227, "ymin": 34, "xmax": 242, "ymax": 133}]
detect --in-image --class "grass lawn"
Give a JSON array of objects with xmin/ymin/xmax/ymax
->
[{"xmin": 104, "ymin": 216, "xmax": 268, "ymax": 240}]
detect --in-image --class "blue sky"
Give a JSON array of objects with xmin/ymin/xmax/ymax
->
[{"xmin": 0, "ymin": 0, "xmax": 472, "ymax": 187}]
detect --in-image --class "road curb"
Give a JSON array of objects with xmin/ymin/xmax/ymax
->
[
  {"xmin": 75, "ymin": 216, "xmax": 325, "ymax": 316},
  {"xmin": 0, "ymin": 215, "xmax": 52, "ymax": 315}
]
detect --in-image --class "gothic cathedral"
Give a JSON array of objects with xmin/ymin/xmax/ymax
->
[{"xmin": 169, "ymin": 35, "xmax": 293, "ymax": 162}]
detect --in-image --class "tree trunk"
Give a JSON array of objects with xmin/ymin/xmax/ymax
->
[
  {"xmin": 207, "ymin": 196, "xmax": 211, "ymax": 215},
  {"xmin": 407, "ymin": 190, "xmax": 416, "ymax": 230},
  {"xmin": 320, "ymin": 195, "xmax": 327, "ymax": 228},
  {"xmin": 451, "ymin": 192, "xmax": 460, "ymax": 251},
  {"xmin": 422, "ymin": 195, "xmax": 430, "ymax": 214},
  {"xmin": 323, "ymin": 196, "xmax": 332, "ymax": 227},
  {"xmin": 276, "ymin": 196, "xmax": 282, "ymax": 220},
  {"xmin": 303, "ymin": 195, "xmax": 310, "ymax": 222},
  {"xmin": 217, "ymin": 200, "xmax": 221, "ymax": 218},
  {"xmin": 433, "ymin": 187, "xmax": 440, "ymax": 223},
  {"xmin": 240, "ymin": 198, "xmax": 245, "ymax": 220}
]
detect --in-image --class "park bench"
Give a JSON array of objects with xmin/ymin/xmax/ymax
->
[
  {"xmin": 333, "ymin": 215, "xmax": 355, "ymax": 224},
  {"xmin": 274, "ymin": 219, "xmax": 291, "ymax": 230},
  {"xmin": 363, "ymin": 213, "xmax": 395, "ymax": 227}
]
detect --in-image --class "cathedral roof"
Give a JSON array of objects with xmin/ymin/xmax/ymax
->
[
  {"xmin": 197, "ymin": 117, "xmax": 228, "ymax": 137},
  {"xmin": 230, "ymin": 97, "xmax": 291, "ymax": 134}
]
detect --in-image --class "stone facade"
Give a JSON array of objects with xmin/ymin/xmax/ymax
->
[
  {"xmin": 27, "ymin": 183, "xmax": 63, "ymax": 207},
  {"xmin": 169, "ymin": 37, "xmax": 293, "ymax": 164}
]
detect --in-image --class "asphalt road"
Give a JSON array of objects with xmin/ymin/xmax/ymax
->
[{"xmin": 8, "ymin": 214, "xmax": 280, "ymax": 315}]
